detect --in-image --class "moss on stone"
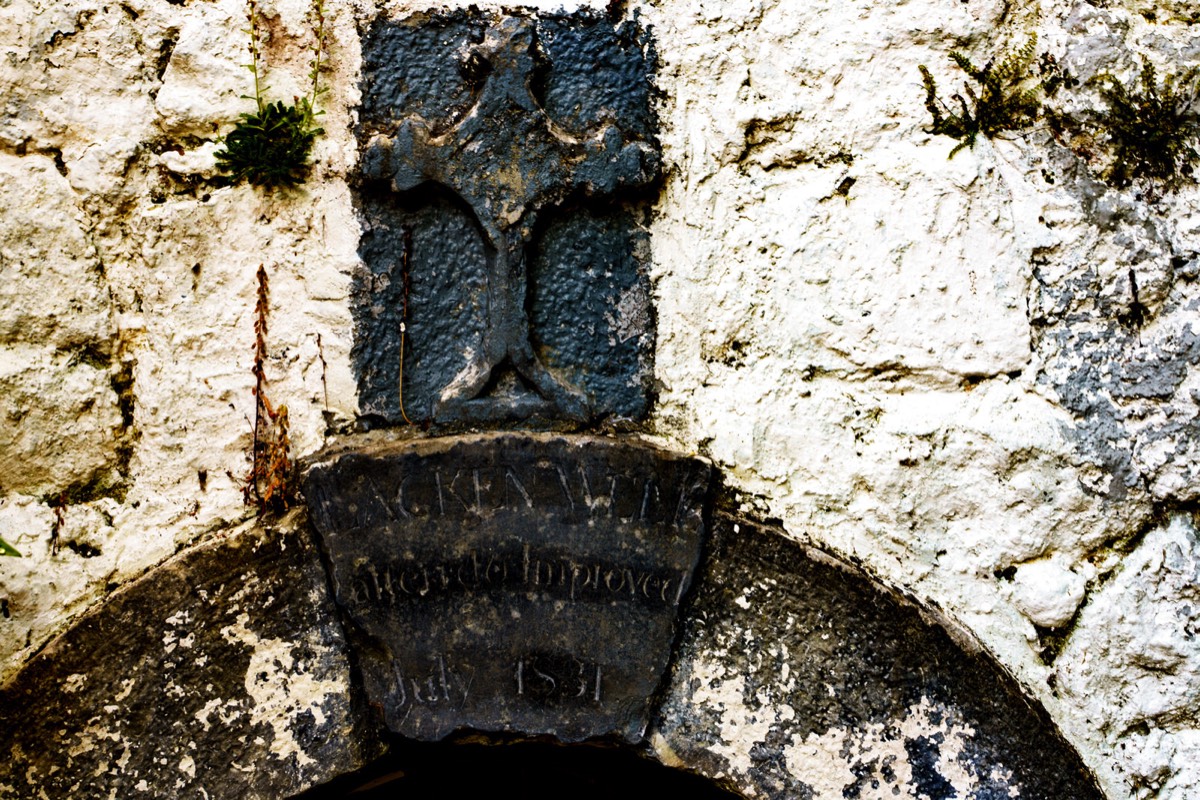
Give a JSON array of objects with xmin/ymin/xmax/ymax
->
[{"xmin": 1090, "ymin": 59, "xmax": 1200, "ymax": 189}]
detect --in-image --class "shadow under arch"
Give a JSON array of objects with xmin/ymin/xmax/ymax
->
[{"xmin": 290, "ymin": 734, "xmax": 744, "ymax": 799}]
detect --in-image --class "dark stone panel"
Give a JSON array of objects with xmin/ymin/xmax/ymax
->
[
  {"xmin": 358, "ymin": 10, "xmax": 488, "ymax": 136},
  {"xmin": 354, "ymin": 183, "xmax": 492, "ymax": 424},
  {"xmin": 303, "ymin": 433, "xmax": 710, "ymax": 743},
  {"xmin": 354, "ymin": 9, "xmax": 660, "ymax": 426},
  {"xmin": 653, "ymin": 512, "xmax": 1106, "ymax": 799},
  {"xmin": 529, "ymin": 206, "xmax": 654, "ymax": 420},
  {"xmin": 532, "ymin": 14, "xmax": 657, "ymax": 138},
  {"xmin": 0, "ymin": 516, "xmax": 376, "ymax": 800}
]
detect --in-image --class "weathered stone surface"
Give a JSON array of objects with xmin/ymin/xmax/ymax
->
[
  {"xmin": 0, "ymin": 152, "xmax": 108, "ymax": 349},
  {"xmin": 353, "ymin": 9, "xmax": 658, "ymax": 425},
  {"xmin": 2, "ymin": 0, "xmax": 1199, "ymax": 794},
  {"xmin": 639, "ymin": 2, "xmax": 1200, "ymax": 791},
  {"xmin": 0, "ymin": 1, "xmax": 158, "ymax": 171},
  {"xmin": 0, "ymin": 345, "xmax": 124, "ymax": 500},
  {"xmin": 0, "ymin": 152, "xmax": 126, "ymax": 500},
  {"xmin": 304, "ymin": 432, "xmax": 709, "ymax": 743},
  {"xmin": 0, "ymin": 513, "xmax": 375, "ymax": 800},
  {"xmin": 154, "ymin": 3, "xmax": 247, "ymax": 137},
  {"xmin": 652, "ymin": 511, "xmax": 1105, "ymax": 799},
  {"xmin": 1057, "ymin": 513, "xmax": 1200, "ymax": 798}
]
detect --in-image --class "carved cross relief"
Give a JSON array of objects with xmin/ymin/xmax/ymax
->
[{"xmin": 356, "ymin": 12, "xmax": 660, "ymax": 425}]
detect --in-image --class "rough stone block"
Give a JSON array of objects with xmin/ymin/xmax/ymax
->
[
  {"xmin": 652, "ymin": 513, "xmax": 1105, "ymax": 799},
  {"xmin": 0, "ymin": 345, "xmax": 123, "ymax": 499},
  {"xmin": 0, "ymin": 153, "xmax": 108, "ymax": 348},
  {"xmin": 0, "ymin": 515, "xmax": 374, "ymax": 800}
]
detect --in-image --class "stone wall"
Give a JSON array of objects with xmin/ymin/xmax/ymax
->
[{"xmin": 0, "ymin": 0, "xmax": 1197, "ymax": 797}]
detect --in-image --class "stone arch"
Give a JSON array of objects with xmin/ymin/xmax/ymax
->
[{"xmin": 0, "ymin": 433, "xmax": 1103, "ymax": 799}]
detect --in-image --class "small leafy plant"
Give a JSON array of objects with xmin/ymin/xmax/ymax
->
[
  {"xmin": 919, "ymin": 36, "xmax": 1044, "ymax": 157},
  {"xmin": 1090, "ymin": 59, "xmax": 1200, "ymax": 189},
  {"xmin": 0, "ymin": 537, "xmax": 20, "ymax": 557},
  {"xmin": 215, "ymin": 0, "xmax": 328, "ymax": 190}
]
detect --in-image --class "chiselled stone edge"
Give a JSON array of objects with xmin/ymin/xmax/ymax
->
[
  {"xmin": 2, "ymin": 512, "xmax": 298, "ymax": 687},
  {"xmin": 301, "ymin": 430, "xmax": 709, "ymax": 472},
  {"xmin": 4, "ymin": 513, "xmax": 248, "ymax": 690},
  {"xmin": 768, "ymin": 524, "xmax": 994, "ymax": 660},
  {"xmin": 731, "ymin": 502, "xmax": 1097, "ymax": 708}
]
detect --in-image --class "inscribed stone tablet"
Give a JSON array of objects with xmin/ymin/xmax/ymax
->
[{"xmin": 304, "ymin": 433, "xmax": 710, "ymax": 742}]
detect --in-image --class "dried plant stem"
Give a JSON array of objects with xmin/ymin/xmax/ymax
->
[
  {"xmin": 49, "ymin": 495, "xmax": 65, "ymax": 556},
  {"xmin": 307, "ymin": 0, "xmax": 328, "ymax": 116},
  {"xmin": 247, "ymin": 264, "xmax": 293, "ymax": 513},
  {"xmin": 316, "ymin": 332, "xmax": 330, "ymax": 413},
  {"xmin": 398, "ymin": 226, "xmax": 414, "ymax": 425},
  {"xmin": 246, "ymin": 0, "xmax": 265, "ymax": 113},
  {"xmin": 248, "ymin": 264, "xmax": 269, "ymax": 509}
]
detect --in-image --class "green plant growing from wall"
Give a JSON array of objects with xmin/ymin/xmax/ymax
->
[
  {"xmin": 1089, "ymin": 59, "xmax": 1200, "ymax": 189},
  {"xmin": 215, "ymin": 0, "xmax": 329, "ymax": 190},
  {"xmin": 0, "ymin": 537, "xmax": 19, "ymax": 557},
  {"xmin": 919, "ymin": 36, "xmax": 1044, "ymax": 157}
]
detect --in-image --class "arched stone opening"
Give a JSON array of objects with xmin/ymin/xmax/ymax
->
[{"xmin": 0, "ymin": 433, "xmax": 1104, "ymax": 799}]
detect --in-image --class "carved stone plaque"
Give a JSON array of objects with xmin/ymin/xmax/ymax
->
[
  {"xmin": 353, "ymin": 9, "xmax": 660, "ymax": 425},
  {"xmin": 303, "ymin": 433, "xmax": 709, "ymax": 742}
]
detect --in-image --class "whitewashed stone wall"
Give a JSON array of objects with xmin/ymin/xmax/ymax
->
[{"xmin": 0, "ymin": 0, "xmax": 1197, "ymax": 797}]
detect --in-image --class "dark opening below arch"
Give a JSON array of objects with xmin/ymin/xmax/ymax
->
[{"xmin": 290, "ymin": 736, "xmax": 744, "ymax": 800}]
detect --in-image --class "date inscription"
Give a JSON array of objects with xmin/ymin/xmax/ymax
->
[{"xmin": 390, "ymin": 651, "xmax": 604, "ymax": 711}]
